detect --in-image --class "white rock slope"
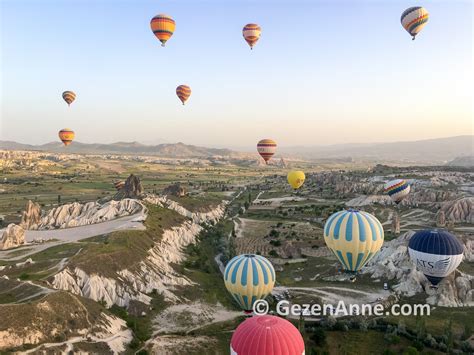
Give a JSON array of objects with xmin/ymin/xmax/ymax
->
[
  {"xmin": 52, "ymin": 200, "xmax": 226, "ymax": 308},
  {"xmin": 37, "ymin": 199, "xmax": 145, "ymax": 229}
]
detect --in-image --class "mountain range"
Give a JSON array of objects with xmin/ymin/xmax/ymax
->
[
  {"xmin": 0, "ymin": 135, "xmax": 472, "ymax": 163},
  {"xmin": 0, "ymin": 141, "xmax": 237, "ymax": 158}
]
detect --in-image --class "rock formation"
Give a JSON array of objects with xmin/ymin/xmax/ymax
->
[
  {"xmin": 436, "ymin": 197, "xmax": 473, "ymax": 225},
  {"xmin": 144, "ymin": 195, "xmax": 226, "ymax": 223},
  {"xmin": 36, "ymin": 199, "xmax": 144, "ymax": 230},
  {"xmin": 391, "ymin": 213, "xmax": 400, "ymax": 235},
  {"xmin": 163, "ymin": 183, "xmax": 187, "ymax": 197},
  {"xmin": 362, "ymin": 232, "xmax": 473, "ymax": 307},
  {"xmin": 114, "ymin": 174, "xmax": 143, "ymax": 200},
  {"xmin": 52, "ymin": 201, "xmax": 227, "ymax": 307},
  {"xmin": 20, "ymin": 200, "xmax": 42, "ymax": 229},
  {"xmin": 436, "ymin": 210, "xmax": 446, "ymax": 227},
  {"xmin": 0, "ymin": 224, "xmax": 25, "ymax": 250}
]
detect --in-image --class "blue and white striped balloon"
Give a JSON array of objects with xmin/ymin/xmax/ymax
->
[
  {"xmin": 408, "ymin": 229, "xmax": 464, "ymax": 286},
  {"xmin": 324, "ymin": 209, "xmax": 384, "ymax": 272},
  {"xmin": 224, "ymin": 254, "xmax": 275, "ymax": 311}
]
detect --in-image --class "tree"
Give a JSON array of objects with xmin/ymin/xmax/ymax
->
[
  {"xmin": 443, "ymin": 318, "xmax": 454, "ymax": 353},
  {"xmin": 415, "ymin": 315, "xmax": 426, "ymax": 341},
  {"xmin": 310, "ymin": 328, "xmax": 326, "ymax": 346},
  {"xmin": 402, "ymin": 347, "xmax": 419, "ymax": 355}
]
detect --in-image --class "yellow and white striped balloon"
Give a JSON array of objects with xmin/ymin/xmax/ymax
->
[
  {"xmin": 224, "ymin": 254, "xmax": 275, "ymax": 311},
  {"xmin": 324, "ymin": 209, "xmax": 384, "ymax": 272}
]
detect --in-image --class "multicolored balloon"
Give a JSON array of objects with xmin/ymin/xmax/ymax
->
[
  {"xmin": 257, "ymin": 139, "xmax": 277, "ymax": 164},
  {"xmin": 408, "ymin": 229, "xmax": 463, "ymax": 287},
  {"xmin": 242, "ymin": 23, "xmax": 261, "ymax": 50},
  {"xmin": 176, "ymin": 85, "xmax": 191, "ymax": 105},
  {"xmin": 324, "ymin": 209, "xmax": 384, "ymax": 273},
  {"xmin": 58, "ymin": 128, "xmax": 75, "ymax": 146},
  {"xmin": 224, "ymin": 254, "xmax": 275, "ymax": 312},
  {"xmin": 287, "ymin": 170, "xmax": 305, "ymax": 190},
  {"xmin": 62, "ymin": 91, "xmax": 76, "ymax": 106},
  {"xmin": 401, "ymin": 7, "xmax": 429, "ymax": 40},
  {"xmin": 113, "ymin": 180, "xmax": 125, "ymax": 190},
  {"xmin": 150, "ymin": 14, "xmax": 175, "ymax": 47},
  {"xmin": 231, "ymin": 315, "xmax": 305, "ymax": 355},
  {"xmin": 384, "ymin": 179, "xmax": 411, "ymax": 205}
]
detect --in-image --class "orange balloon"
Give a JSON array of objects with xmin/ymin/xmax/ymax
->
[{"xmin": 58, "ymin": 128, "xmax": 75, "ymax": 146}]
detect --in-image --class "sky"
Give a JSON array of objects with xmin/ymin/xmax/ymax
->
[{"xmin": 1, "ymin": 0, "xmax": 472, "ymax": 148}]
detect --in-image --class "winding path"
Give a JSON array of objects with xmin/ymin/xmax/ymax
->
[{"xmin": 0, "ymin": 212, "xmax": 146, "ymax": 261}]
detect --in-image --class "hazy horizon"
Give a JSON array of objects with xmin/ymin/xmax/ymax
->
[{"xmin": 1, "ymin": 0, "xmax": 473, "ymax": 146}]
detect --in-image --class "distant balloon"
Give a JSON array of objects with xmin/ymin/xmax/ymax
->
[
  {"xmin": 58, "ymin": 128, "xmax": 75, "ymax": 146},
  {"xmin": 62, "ymin": 91, "xmax": 76, "ymax": 106},
  {"xmin": 114, "ymin": 180, "xmax": 125, "ymax": 190},
  {"xmin": 287, "ymin": 170, "xmax": 305, "ymax": 190},
  {"xmin": 324, "ymin": 209, "xmax": 384, "ymax": 273},
  {"xmin": 224, "ymin": 254, "xmax": 275, "ymax": 312},
  {"xmin": 150, "ymin": 14, "xmax": 175, "ymax": 47},
  {"xmin": 231, "ymin": 315, "xmax": 305, "ymax": 355},
  {"xmin": 384, "ymin": 179, "xmax": 411, "ymax": 205},
  {"xmin": 257, "ymin": 139, "xmax": 277, "ymax": 164},
  {"xmin": 242, "ymin": 23, "xmax": 261, "ymax": 50},
  {"xmin": 401, "ymin": 7, "xmax": 429, "ymax": 40},
  {"xmin": 176, "ymin": 85, "xmax": 191, "ymax": 105},
  {"xmin": 408, "ymin": 229, "xmax": 463, "ymax": 287}
]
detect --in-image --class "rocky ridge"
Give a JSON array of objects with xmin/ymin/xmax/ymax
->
[
  {"xmin": 0, "ymin": 224, "xmax": 25, "ymax": 250},
  {"xmin": 35, "ymin": 199, "xmax": 144, "ymax": 230},
  {"xmin": 51, "ymin": 198, "xmax": 226, "ymax": 307}
]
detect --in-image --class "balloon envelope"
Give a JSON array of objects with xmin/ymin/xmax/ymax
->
[
  {"xmin": 176, "ymin": 85, "xmax": 191, "ymax": 105},
  {"xmin": 242, "ymin": 23, "xmax": 261, "ymax": 49},
  {"xmin": 114, "ymin": 181, "xmax": 125, "ymax": 190},
  {"xmin": 401, "ymin": 7, "xmax": 429, "ymax": 40},
  {"xmin": 150, "ymin": 14, "xmax": 175, "ymax": 46},
  {"xmin": 408, "ymin": 229, "xmax": 463, "ymax": 286},
  {"xmin": 324, "ymin": 209, "xmax": 384, "ymax": 272},
  {"xmin": 257, "ymin": 139, "xmax": 277, "ymax": 163},
  {"xmin": 224, "ymin": 254, "xmax": 275, "ymax": 311},
  {"xmin": 287, "ymin": 170, "xmax": 305, "ymax": 189},
  {"xmin": 62, "ymin": 91, "xmax": 76, "ymax": 106},
  {"xmin": 58, "ymin": 128, "xmax": 75, "ymax": 146},
  {"xmin": 231, "ymin": 315, "xmax": 305, "ymax": 355},
  {"xmin": 384, "ymin": 179, "xmax": 410, "ymax": 204}
]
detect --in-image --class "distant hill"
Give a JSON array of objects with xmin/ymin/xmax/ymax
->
[
  {"xmin": 0, "ymin": 141, "xmax": 239, "ymax": 158},
  {"xmin": 280, "ymin": 135, "xmax": 474, "ymax": 163},
  {"xmin": 446, "ymin": 155, "xmax": 474, "ymax": 167},
  {"xmin": 1, "ymin": 135, "xmax": 472, "ymax": 163}
]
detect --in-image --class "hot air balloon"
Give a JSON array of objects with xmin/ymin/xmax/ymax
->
[
  {"xmin": 224, "ymin": 254, "xmax": 275, "ymax": 312},
  {"xmin": 58, "ymin": 128, "xmax": 75, "ymax": 146},
  {"xmin": 287, "ymin": 170, "xmax": 305, "ymax": 190},
  {"xmin": 176, "ymin": 85, "xmax": 191, "ymax": 105},
  {"xmin": 150, "ymin": 14, "xmax": 175, "ymax": 47},
  {"xmin": 408, "ymin": 229, "xmax": 463, "ymax": 287},
  {"xmin": 230, "ymin": 315, "xmax": 305, "ymax": 355},
  {"xmin": 113, "ymin": 180, "xmax": 125, "ymax": 190},
  {"xmin": 384, "ymin": 179, "xmax": 411, "ymax": 205},
  {"xmin": 401, "ymin": 7, "xmax": 429, "ymax": 40},
  {"xmin": 324, "ymin": 209, "xmax": 384, "ymax": 275},
  {"xmin": 242, "ymin": 23, "xmax": 261, "ymax": 50},
  {"xmin": 257, "ymin": 139, "xmax": 277, "ymax": 164},
  {"xmin": 62, "ymin": 91, "xmax": 76, "ymax": 106}
]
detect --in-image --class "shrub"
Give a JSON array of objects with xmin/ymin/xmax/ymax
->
[
  {"xmin": 309, "ymin": 328, "xmax": 326, "ymax": 346},
  {"xmin": 402, "ymin": 347, "xmax": 419, "ymax": 355}
]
